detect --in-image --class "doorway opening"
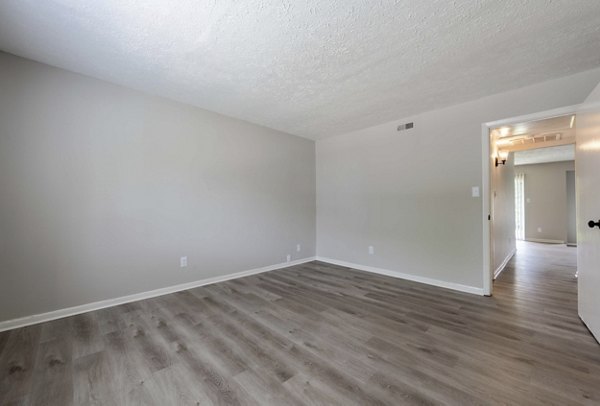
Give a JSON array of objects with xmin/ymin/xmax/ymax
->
[{"xmin": 482, "ymin": 105, "xmax": 579, "ymax": 296}]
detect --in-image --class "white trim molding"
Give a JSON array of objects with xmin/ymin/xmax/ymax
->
[
  {"xmin": 316, "ymin": 257, "xmax": 484, "ymax": 296},
  {"xmin": 493, "ymin": 248, "xmax": 516, "ymax": 280},
  {"xmin": 481, "ymin": 103, "xmax": 581, "ymax": 297},
  {"xmin": 0, "ymin": 256, "xmax": 316, "ymax": 332},
  {"xmin": 484, "ymin": 104, "xmax": 582, "ymax": 129},
  {"xmin": 525, "ymin": 238, "xmax": 565, "ymax": 244},
  {"xmin": 481, "ymin": 122, "xmax": 492, "ymax": 296}
]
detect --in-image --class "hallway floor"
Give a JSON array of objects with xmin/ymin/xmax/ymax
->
[{"xmin": 492, "ymin": 241, "xmax": 598, "ymax": 403}]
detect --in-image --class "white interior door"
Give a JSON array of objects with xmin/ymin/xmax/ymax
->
[{"xmin": 576, "ymin": 81, "xmax": 600, "ymax": 342}]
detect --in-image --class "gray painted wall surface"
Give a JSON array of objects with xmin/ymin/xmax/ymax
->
[
  {"xmin": 317, "ymin": 69, "xmax": 600, "ymax": 289},
  {"xmin": 515, "ymin": 160, "xmax": 575, "ymax": 243},
  {"xmin": 2, "ymin": 50, "xmax": 600, "ymax": 322},
  {"xmin": 0, "ymin": 52, "xmax": 316, "ymax": 322}
]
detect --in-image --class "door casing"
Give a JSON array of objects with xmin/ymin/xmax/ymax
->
[{"xmin": 481, "ymin": 104, "xmax": 581, "ymax": 296}]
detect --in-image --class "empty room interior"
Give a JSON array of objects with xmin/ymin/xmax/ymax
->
[{"xmin": 2, "ymin": 1, "xmax": 600, "ymax": 405}]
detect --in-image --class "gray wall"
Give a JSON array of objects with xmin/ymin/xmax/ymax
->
[
  {"xmin": 491, "ymin": 152, "xmax": 516, "ymax": 276},
  {"xmin": 317, "ymin": 68, "xmax": 600, "ymax": 289},
  {"xmin": 0, "ymin": 52, "xmax": 316, "ymax": 322},
  {"xmin": 515, "ymin": 160, "xmax": 575, "ymax": 243}
]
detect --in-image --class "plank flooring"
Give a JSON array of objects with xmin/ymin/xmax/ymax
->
[{"xmin": 1, "ymin": 241, "xmax": 599, "ymax": 405}]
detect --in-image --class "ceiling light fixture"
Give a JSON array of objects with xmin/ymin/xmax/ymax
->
[
  {"xmin": 499, "ymin": 127, "xmax": 510, "ymax": 137},
  {"xmin": 513, "ymin": 125, "xmax": 527, "ymax": 135},
  {"xmin": 570, "ymin": 115, "xmax": 575, "ymax": 129}
]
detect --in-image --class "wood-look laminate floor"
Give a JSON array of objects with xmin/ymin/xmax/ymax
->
[{"xmin": 1, "ymin": 241, "xmax": 599, "ymax": 405}]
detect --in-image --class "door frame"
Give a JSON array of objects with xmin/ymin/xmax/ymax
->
[{"xmin": 481, "ymin": 104, "xmax": 581, "ymax": 296}]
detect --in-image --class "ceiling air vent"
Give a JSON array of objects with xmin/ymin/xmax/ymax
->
[{"xmin": 397, "ymin": 122, "xmax": 414, "ymax": 131}]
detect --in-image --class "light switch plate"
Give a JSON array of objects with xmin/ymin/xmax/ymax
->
[{"xmin": 472, "ymin": 186, "xmax": 480, "ymax": 197}]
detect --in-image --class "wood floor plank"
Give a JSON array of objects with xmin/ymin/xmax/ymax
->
[
  {"xmin": 72, "ymin": 351, "xmax": 116, "ymax": 405},
  {"xmin": 29, "ymin": 338, "xmax": 73, "ymax": 406},
  {"xmin": 0, "ymin": 331, "xmax": 10, "ymax": 359},
  {"xmin": 69, "ymin": 313, "xmax": 103, "ymax": 361},
  {"xmin": 0, "ymin": 325, "xmax": 41, "ymax": 404},
  {"xmin": 102, "ymin": 329, "xmax": 148, "ymax": 403},
  {"xmin": 233, "ymin": 369, "xmax": 307, "ymax": 406}
]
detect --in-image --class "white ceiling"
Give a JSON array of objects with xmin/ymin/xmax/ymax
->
[
  {"xmin": 1, "ymin": 1, "xmax": 599, "ymax": 140},
  {"xmin": 514, "ymin": 144, "xmax": 575, "ymax": 166}
]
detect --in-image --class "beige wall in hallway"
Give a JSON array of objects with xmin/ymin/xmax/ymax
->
[
  {"xmin": 515, "ymin": 160, "xmax": 575, "ymax": 243},
  {"xmin": 0, "ymin": 52, "xmax": 316, "ymax": 322},
  {"xmin": 491, "ymin": 151, "xmax": 516, "ymax": 276}
]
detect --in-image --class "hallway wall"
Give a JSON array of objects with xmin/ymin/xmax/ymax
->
[
  {"xmin": 514, "ymin": 160, "xmax": 575, "ymax": 243},
  {"xmin": 491, "ymin": 151, "xmax": 516, "ymax": 278}
]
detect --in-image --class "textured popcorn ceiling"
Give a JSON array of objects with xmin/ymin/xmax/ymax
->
[{"xmin": 0, "ymin": 1, "xmax": 599, "ymax": 139}]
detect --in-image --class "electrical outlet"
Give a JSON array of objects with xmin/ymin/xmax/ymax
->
[
  {"xmin": 537, "ymin": 227, "xmax": 542, "ymax": 233},
  {"xmin": 180, "ymin": 256, "xmax": 188, "ymax": 268},
  {"xmin": 296, "ymin": 244, "xmax": 301, "ymax": 252},
  {"xmin": 368, "ymin": 246, "xmax": 375, "ymax": 255},
  {"xmin": 286, "ymin": 254, "xmax": 291, "ymax": 262}
]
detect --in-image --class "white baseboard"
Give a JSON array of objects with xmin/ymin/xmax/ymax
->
[
  {"xmin": 315, "ymin": 257, "xmax": 484, "ymax": 296},
  {"xmin": 525, "ymin": 238, "xmax": 565, "ymax": 244},
  {"xmin": 493, "ymin": 248, "xmax": 516, "ymax": 280},
  {"xmin": 0, "ymin": 256, "xmax": 317, "ymax": 333}
]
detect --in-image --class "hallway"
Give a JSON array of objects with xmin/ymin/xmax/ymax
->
[
  {"xmin": 495, "ymin": 241, "xmax": 578, "ymax": 312},
  {"xmin": 491, "ymin": 241, "xmax": 599, "ymax": 403}
]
